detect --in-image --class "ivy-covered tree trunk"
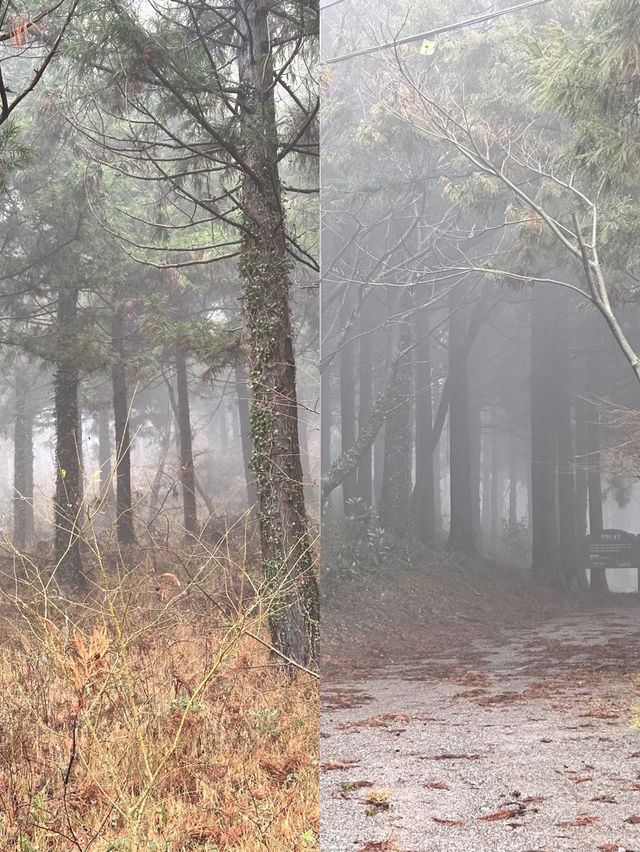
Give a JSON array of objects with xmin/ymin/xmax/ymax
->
[
  {"xmin": 175, "ymin": 344, "xmax": 198, "ymax": 537},
  {"xmin": 13, "ymin": 359, "xmax": 34, "ymax": 550},
  {"xmin": 237, "ymin": 0, "xmax": 318, "ymax": 669},
  {"xmin": 111, "ymin": 305, "xmax": 136, "ymax": 545},
  {"xmin": 54, "ymin": 284, "xmax": 83, "ymax": 584}
]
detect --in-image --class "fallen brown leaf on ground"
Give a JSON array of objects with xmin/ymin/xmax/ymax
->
[
  {"xmin": 458, "ymin": 671, "xmax": 490, "ymax": 686},
  {"xmin": 477, "ymin": 691, "xmax": 522, "ymax": 706},
  {"xmin": 423, "ymin": 753, "xmax": 486, "ymax": 760},
  {"xmin": 453, "ymin": 687, "xmax": 488, "ymax": 698},
  {"xmin": 322, "ymin": 689, "xmax": 373, "ymax": 711},
  {"xmin": 557, "ymin": 814, "xmax": 599, "ymax": 826},
  {"xmin": 356, "ymin": 838, "xmax": 401, "ymax": 851},
  {"xmin": 591, "ymin": 795, "xmax": 617, "ymax": 803},
  {"xmin": 432, "ymin": 817, "xmax": 465, "ymax": 826},
  {"xmin": 321, "ymin": 760, "xmax": 359, "ymax": 771},
  {"xmin": 477, "ymin": 807, "xmax": 522, "ymax": 821},
  {"xmin": 424, "ymin": 781, "xmax": 450, "ymax": 789},
  {"xmin": 580, "ymin": 709, "xmax": 619, "ymax": 719},
  {"xmin": 339, "ymin": 713, "xmax": 411, "ymax": 729},
  {"xmin": 625, "ymin": 814, "xmax": 640, "ymax": 823}
]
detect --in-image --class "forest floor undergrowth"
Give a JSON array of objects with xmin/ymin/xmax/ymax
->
[
  {"xmin": 0, "ymin": 538, "xmax": 319, "ymax": 851},
  {"xmin": 321, "ymin": 554, "xmax": 640, "ymax": 851}
]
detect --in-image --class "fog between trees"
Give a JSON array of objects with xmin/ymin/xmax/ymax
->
[{"xmin": 321, "ymin": 0, "xmax": 640, "ymax": 595}]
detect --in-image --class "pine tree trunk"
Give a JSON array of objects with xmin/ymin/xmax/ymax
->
[
  {"xmin": 574, "ymin": 392, "xmax": 589, "ymax": 578},
  {"xmin": 531, "ymin": 287, "xmax": 560, "ymax": 584},
  {"xmin": 373, "ymin": 298, "xmax": 391, "ymax": 510},
  {"xmin": 112, "ymin": 306, "xmax": 136, "ymax": 545},
  {"xmin": 54, "ymin": 285, "xmax": 83, "ymax": 585},
  {"xmin": 237, "ymin": 0, "xmax": 318, "ymax": 668},
  {"xmin": 175, "ymin": 344, "xmax": 198, "ymax": 537},
  {"xmin": 340, "ymin": 299, "xmax": 357, "ymax": 510},
  {"xmin": 357, "ymin": 294, "xmax": 374, "ymax": 506},
  {"xmin": 373, "ymin": 422, "xmax": 385, "ymax": 509},
  {"xmin": 481, "ymin": 425, "xmax": 492, "ymax": 545},
  {"xmin": 320, "ymin": 365, "xmax": 332, "ymax": 513},
  {"xmin": 508, "ymin": 433, "xmax": 518, "ymax": 529},
  {"xmin": 469, "ymin": 396, "xmax": 483, "ymax": 553},
  {"xmin": 586, "ymin": 342, "xmax": 607, "ymax": 592},
  {"xmin": 433, "ymin": 415, "xmax": 442, "ymax": 539},
  {"xmin": 555, "ymin": 326, "xmax": 584, "ymax": 590},
  {"xmin": 235, "ymin": 362, "xmax": 258, "ymax": 512},
  {"xmin": 412, "ymin": 315, "xmax": 435, "ymax": 543},
  {"xmin": 448, "ymin": 294, "xmax": 476, "ymax": 553},
  {"xmin": 379, "ymin": 307, "xmax": 413, "ymax": 541},
  {"xmin": 489, "ymin": 428, "xmax": 500, "ymax": 553},
  {"xmin": 13, "ymin": 359, "xmax": 34, "ymax": 549}
]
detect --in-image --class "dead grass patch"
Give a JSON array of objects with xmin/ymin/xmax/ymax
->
[{"xmin": 0, "ymin": 539, "xmax": 318, "ymax": 851}]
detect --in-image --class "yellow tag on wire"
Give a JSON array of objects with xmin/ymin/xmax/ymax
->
[{"xmin": 420, "ymin": 38, "xmax": 436, "ymax": 56}]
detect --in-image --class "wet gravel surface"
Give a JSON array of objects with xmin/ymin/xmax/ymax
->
[{"xmin": 321, "ymin": 609, "xmax": 640, "ymax": 851}]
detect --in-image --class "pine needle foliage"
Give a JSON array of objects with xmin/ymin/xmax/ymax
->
[{"xmin": 527, "ymin": 0, "xmax": 640, "ymax": 184}]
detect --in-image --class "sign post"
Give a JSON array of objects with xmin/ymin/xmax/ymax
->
[{"xmin": 585, "ymin": 528, "xmax": 640, "ymax": 593}]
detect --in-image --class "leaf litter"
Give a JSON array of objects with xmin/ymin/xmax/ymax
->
[{"xmin": 322, "ymin": 564, "xmax": 640, "ymax": 851}]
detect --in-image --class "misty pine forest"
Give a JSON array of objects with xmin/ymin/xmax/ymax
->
[
  {"xmin": 321, "ymin": 1, "xmax": 640, "ymax": 850},
  {"xmin": 0, "ymin": 0, "xmax": 319, "ymax": 849}
]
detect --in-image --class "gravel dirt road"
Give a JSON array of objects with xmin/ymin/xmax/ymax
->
[{"xmin": 321, "ymin": 607, "xmax": 640, "ymax": 852}]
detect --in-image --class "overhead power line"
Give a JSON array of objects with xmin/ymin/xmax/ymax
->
[{"xmin": 325, "ymin": 0, "xmax": 553, "ymax": 65}]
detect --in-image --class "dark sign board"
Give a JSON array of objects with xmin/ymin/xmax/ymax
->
[{"xmin": 586, "ymin": 528, "xmax": 640, "ymax": 571}]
